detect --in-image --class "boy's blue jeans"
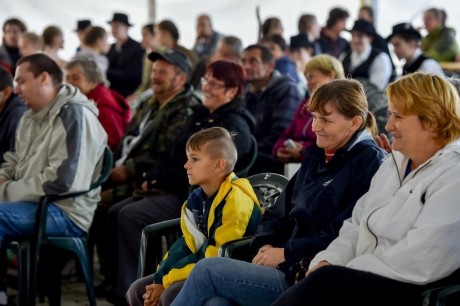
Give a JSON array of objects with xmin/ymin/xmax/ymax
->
[
  {"xmin": 0, "ymin": 201, "xmax": 84, "ymax": 247},
  {"xmin": 170, "ymin": 257, "xmax": 291, "ymax": 306}
]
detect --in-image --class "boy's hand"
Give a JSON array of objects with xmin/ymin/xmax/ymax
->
[
  {"xmin": 252, "ymin": 244, "xmax": 285, "ymax": 267},
  {"xmin": 0, "ymin": 178, "xmax": 7, "ymax": 185},
  {"xmin": 143, "ymin": 284, "xmax": 165, "ymax": 306}
]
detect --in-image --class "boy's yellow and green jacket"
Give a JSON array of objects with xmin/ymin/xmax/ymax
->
[{"xmin": 152, "ymin": 172, "xmax": 263, "ymax": 287}]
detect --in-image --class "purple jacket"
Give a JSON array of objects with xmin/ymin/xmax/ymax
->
[{"xmin": 273, "ymin": 98, "xmax": 316, "ymax": 156}]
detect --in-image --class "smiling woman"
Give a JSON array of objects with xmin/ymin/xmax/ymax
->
[{"xmin": 271, "ymin": 73, "xmax": 460, "ymax": 306}]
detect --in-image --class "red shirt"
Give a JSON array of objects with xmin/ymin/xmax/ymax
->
[{"xmin": 87, "ymin": 83, "xmax": 131, "ymax": 150}]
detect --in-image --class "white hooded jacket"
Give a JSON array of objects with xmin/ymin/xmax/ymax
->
[{"xmin": 310, "ymin": 139, "xmax": 460, "ymax": 285}]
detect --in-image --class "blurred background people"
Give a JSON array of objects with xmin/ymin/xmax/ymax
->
[
  {"xmin": 155, "ymin": 19, "xmax": 199, "ymax": 67},
  {"xmin": 388, "ymin": 22, "xmax": 444, "ymax": 77},
  {"xmin": 193, "ymin": 14, "xmax": 223, "ymax": 59},
  {"xmin": 74, "ymin": 26, "xmax": 109, "ymax": 75},
  {"xmin": 292, "ymin": 14, "xmax": 321, "ymax": 55},
  {"xmin": 358, "ymin": 5, "xmax": 396, "ymax": 82},
  {"xmin": 42, "ymin": 25, "xmax": 67, "ymax": 68},
  {"xmin": 126, "ymin": 23, "xmax": 156, "ymax": 106},
  {"xmin": 18, "ymin": 32, "xmax": 42, "ymax": 57},
  {"xmin": 106, "ymin": 12, "xmax": 144, "ymax": 97},
  {"xmin": 65, "ymin": 58, "xmax": 130, "ymax": 150},
  {"xmin": 340, "ymin": 20, "xmax": 392, "ymax": 91},
  {"xmin": 259, "ymin": 16, "xmax": 284, "ymax": 41},
  {"xmin": 318, "ymin": 7, "xmax": 349, "ymax": 58},
  {"xmin": 74, "ymin": 19, "xmax": 91, "ymax": 54},
  {"xmin": 261, "ymin": 34, "xmax": 299, "ymax": 84},
  {"xmin": 421, "ymin": 7, "xmax": 460, "ymax": 62},
  {"xmin": 0, "ymin": 18, "xmax": 27, "ymax": 74}
]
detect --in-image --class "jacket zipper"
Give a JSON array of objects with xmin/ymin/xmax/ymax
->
[{"xmin": 366, "ymin": 154, "xmax": 434, "ymax": 253}]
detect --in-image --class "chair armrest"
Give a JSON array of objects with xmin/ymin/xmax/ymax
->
[
  {"xmin": 437, "ymin": 284, "xmax": 460, "ymax": 306},
  {"xmin": 218, "ymin": 236, "xmax": 254, "ymax": 262},
  {"xmin": 137, "ymin": 218, "xmax": 181, "ymax": 278},
  {"xmin": 423, "ymin": 286, "xmax": 453, "ymax": 306}
]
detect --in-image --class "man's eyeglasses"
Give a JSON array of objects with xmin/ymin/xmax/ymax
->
[{"xmin": 201, "ymin": 77, "xmax": 226, "ymax": 90}]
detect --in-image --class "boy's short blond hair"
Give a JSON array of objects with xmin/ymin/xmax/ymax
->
[{"xmin": 186, "ymin": 127, "xmax": 238, "ymax": 173}]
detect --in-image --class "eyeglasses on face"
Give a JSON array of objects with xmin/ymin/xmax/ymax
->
[{"xmin": 201, "ymin": 77, "xmax": 226, "ymax": 90}]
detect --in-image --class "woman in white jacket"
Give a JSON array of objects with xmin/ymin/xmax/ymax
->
[{"xmin": 273, "ymin": 72, "xmax": 460, "ymax": 306}]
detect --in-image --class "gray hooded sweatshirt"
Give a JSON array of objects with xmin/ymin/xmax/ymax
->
[{"xmin": 0, "ymin": 84, "xmax": 107, "ymax": 232}]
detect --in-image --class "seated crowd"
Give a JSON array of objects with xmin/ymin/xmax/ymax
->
[{"xmin": 0, "ymin": 4, "xmax": 460, "ymax": 306}]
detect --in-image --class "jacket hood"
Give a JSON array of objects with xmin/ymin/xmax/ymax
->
[
  {"xmin": 26, "ymin": 84, "xmax": 99, "ymax": 122},
  {"xmin": 344, "ymin": 129, "xmax": 375, "ymax": 151},
  {"xmin": 228, "ymin": 173, "xmax": 261, "ymax": 208}
]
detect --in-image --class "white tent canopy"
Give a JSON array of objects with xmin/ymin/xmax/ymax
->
[{"xmin": 1, "ymin": 0, "xmax": 459, "ymax": 61}]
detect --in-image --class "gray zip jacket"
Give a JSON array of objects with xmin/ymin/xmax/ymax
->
[{"xmin": 0, "ymin": 84, "xmax": 107, "ymax": 232}]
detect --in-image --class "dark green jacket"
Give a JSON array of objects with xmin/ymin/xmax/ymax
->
[{"xmin": 111, "ymin": 84, "xmax": 201, "ymax": 202}]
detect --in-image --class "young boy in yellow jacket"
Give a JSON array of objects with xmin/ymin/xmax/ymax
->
[{"xmin": 127, "ymin": 127, "xmax": 263, "ymax": 306}]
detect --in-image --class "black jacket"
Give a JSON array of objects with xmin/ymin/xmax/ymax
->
[
  {"xmin": 246, "ymin": 71, "xmax": 301, "ymax": 174},
  {"xmin": 0, "ymin": 94, "xmax": 26, "ymax": 163},
  {"xmin": 107, "ymin": 37, "xmax": 144, "ymax": 97},
  {"xmin": 251, "ymin": 130, "xmax": 386, "ymax": 282}
]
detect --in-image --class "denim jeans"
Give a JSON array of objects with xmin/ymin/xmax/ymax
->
[
  {"xmin": 170, "ymin": 257, "xmax": 290, "ymax": 306},
  {"xmin": 0, "ymin": 201, "xmax": 84, "ymax": 247}
]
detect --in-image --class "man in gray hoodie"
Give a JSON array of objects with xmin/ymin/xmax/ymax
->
[{"xmin": 0, "ymin": 53, "xmax": 107, "ymax": 302}]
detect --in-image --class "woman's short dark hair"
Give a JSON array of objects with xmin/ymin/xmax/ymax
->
[
  {"xmin": 326, "ymin": 8, "xmax": 350, "ymax": 28},
  {"xmin": 42, "ymin": 25, "xmax": 62, "ymax": 47},
  {"xmin": 298, "ymin": 14, "xmax": 317, "ymax": 34},
  {"xmin": 142, "ymin": 23, "xmax": 155, "ymax": 35},
  {"xmin": 206, "ymin": 60, "xmax": 245, "ymax": 96},
  {"xmin": 262, "ymin": 17, "xmax": 283, "ymax": 38},
  {"xmin": 83, "ymin": 26, "xmax": 106, "ymax": 47},
  {"xmin": 3, "ymin": 18, "xmax": 27, "ymax": 33},
  {"xmin": 158, "ymin": 20, "xmax": 179, "ymax": 42},
  {"xmin": 261, "ymin": 34, "xmax": 287, "ymax": 52}
]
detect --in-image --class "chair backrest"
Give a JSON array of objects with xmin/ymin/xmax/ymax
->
[
  {"xmin": 247, "ymin": 173, "xmax": 289, "ymax": 211},
  {"xmin": 36, "ymin": 146, "xmax": 113, "ymax": 241},
  {"xmin": 235, "ymin": 135, "xmax": 258, "ymax": 178},
  {"xmin": 218, "ymin": 172, "xmax": 290, "ymax": 260},
  {"xmin": 137, "ymin": 218, "xmax": 182, "ymax": 278}
]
